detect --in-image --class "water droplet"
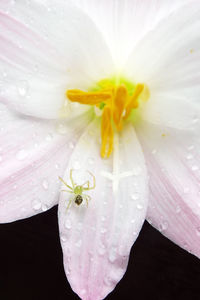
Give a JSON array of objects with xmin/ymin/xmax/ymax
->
[
  {"xmin": 187, "ymin": 145, "xmax": 194, "ymax": 151},
  {"xmin": 57, "ymin": 123, "xmax": 68, "ymax": 134},
  {"xmin": 175, "ymin": 205, "xmax": 181, "ymax": 214},
  {"xmin": 104, "ymin": 276, "xmax": 112, "ymax": 286},
  {"xmin": 131, "ymin": 193, "xmax": 139, "ymax": 201},
  {"xmin": 136, "ymin": 203, "xmax": 143, "ymax": 210},
  {"xmin": 75, "ymin": 239, "xmax": 82, "ymax": 248},
  {"xmin": 151, "ymin": 149, "xmax": 157, "ymax": 154},
  {"xmin": 192, "ymin": 165, "xmax": 199, "ymax": 171},
  {"xmin": 131, "ymin": 219, "xmax": 135, "ymax": 224},
  {"xmin": 69, "ymin": 142, "xmax": 74, "ymax": 149},
  {"xmin": 55, "ymin": 163, "xmax": 60, "ymax": 169},
  {"xmin": 42, "ymin": 179, "xmax": 49, "ymax": 190},
  {"xmin": 65, "ymin": 219, "xmax": 71, "ymax": 230},
  {"xmin": 196, "ymin": 227, "xmax": 200, "ymax": 237},
  {"xmin": 42, "ymin": 204, "xmax": 48, "ymax": 211},
  {"xmin": 80, "ymin": 289, "xmax": 86, "ymax": 296},
  {"xmin": 183, "ymin": 187, "xmax": 190, "ymax": 194},
  {"xmin": 186, "ymin": 154, "xmax": 193, "ymax": 160},
  {"xmin": 98, "ymin": 245, "xmax": 106, "ymax": 256},
  {"xmin": 16, "ymin": 149, "xmax": 28, "ymax": 161},
  {"xmin": 17, "ymin": 81, "xmax": 28, "ymax": 97},
  {"xmin": 108, "ymin": 247, "xmax": 117, "ymax": 263},
  {"xmin": 101, "ymin": 227, "xmax": 107, "ymax": 234},
  {"xmin": 32, "ymin": 199, "xmax": 42, "ymax": 210},
  {"xmin": 60, "ymin": 235, "xmax": 67, "ymax": 242},
  {"xmin": 45, "ymin": 133, "xmax": 53, "ymax": 141},
  {"xmin": 159, "ymin": 220, "xmax": 169, "ymax": 232}
]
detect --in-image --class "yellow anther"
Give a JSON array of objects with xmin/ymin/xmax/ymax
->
[
  {"xmin": 123, "ymin": 83, "xmax": 144, "ymax": 120},
  {"xmin": 113, "ymin": 85, "xmax": 128, "ymax": 131},
  {"xmin": 66, "ymin": 79, "xmax": 149, "ymax": 158},
  {"xmin": 67, "ymin": 89, "xmax": 112, "ymax": 105},
  {"xmin": 101, "ymin": 106, "xmax": 113, "ymax": 158}
]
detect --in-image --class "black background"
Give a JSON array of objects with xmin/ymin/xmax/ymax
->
[{"xmin": 0, "ymin": 206, "xmax": 200, "ymax": 300}]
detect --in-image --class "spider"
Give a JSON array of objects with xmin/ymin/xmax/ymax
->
[{"xmin": 59, "ymin": 169, "xmax": 96, "ymax": 210}]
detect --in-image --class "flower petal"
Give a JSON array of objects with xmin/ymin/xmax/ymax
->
[
  {"xmin": 125, "ymin": 2, "xmax": 200, "ymax": 129},
  {"xmin": 58, "ymin": 120, "xmax": 148, "ymax": 299},
  {"xmin": 136, "ymin": 121, "xmax": 200, "ymax": 258},
  {"xmin": 74, "ymin": 0, "xmax": 189, "ymax": 66},
  {"xmin": 0, "ymin": 103, "xmax": 93, "ymax": 223},
  {"xmin": 0, "ymin": 1, "xmax": 113, "ymax": 118}
]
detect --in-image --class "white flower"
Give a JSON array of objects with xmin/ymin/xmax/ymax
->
[{"xmin": 0, "ymin": 1, "xmax": 200, "ymax": 299}]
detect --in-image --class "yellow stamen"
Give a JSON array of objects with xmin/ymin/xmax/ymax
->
[
  {"xmin": 101, "ymin": 106, "xmax": 113, "ymax": 158},
  {"xmin": 113, "ymin": 85, "xmax": 128, "ymax": 131},
  {"xmin": 123, "ymin": 83, "xmax": 144, "ymax": 120},
  {"xmin": 66, "ymin": 79, "xmax": 149, "ymax": 158},
  {"xmin": 67, "ymin": 89, "xmax": 112, "ymax": 105}
]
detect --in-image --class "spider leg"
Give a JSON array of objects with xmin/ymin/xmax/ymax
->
[
  {"xmin": 83, "ymin": 171, "xmax": 96, "ymax": 190},
  {"xmin": 83, "ymin": 194, "xmax": 91, "ymax": 207},
  {"xmin": 59, "ymin": 176, "xmax": 73, "ymax": 190},
  {"xmin": 70, "ymin": 169, "xmax": 76, "ymax": 188},
  {"xmin": 66, "ymin": 197, "xmax": 74, "ymax": 211},
  {"xmin": 82, "ymin": 181, "xmax": 90, "ymax": 189}
]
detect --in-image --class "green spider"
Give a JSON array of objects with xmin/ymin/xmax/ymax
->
[{"xmin": 59, "ymin": 169, "xmax": 96, "ymax": 210}]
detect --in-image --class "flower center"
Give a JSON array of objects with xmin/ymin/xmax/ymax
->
[{"xmin": 66, "ymin": 78, "xmax": 149, "ymax": 158}]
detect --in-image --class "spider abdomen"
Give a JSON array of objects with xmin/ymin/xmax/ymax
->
[{"xmin": 75, "ymin": 195, "xmax": 83, "ymax": 205}]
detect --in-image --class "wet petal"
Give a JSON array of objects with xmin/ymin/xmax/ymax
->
[
  {"xmin": 0, "ymin": 1, "xmax": 113, "ymax": 118},
  {"xmin": 125, "ymin": 2, "xmax": 200, "ymax": 129},
  {"xmin": 136, "ymin": 121, "xmax": 200, "ymax": 258},
  {"xmin": 75, "ymin": 0, "xmax": 189, "ymax": 66},
  {"xmin": 0, "ymin": 103, "xmax": 93, "ymax": 222},
  {"xmin": 58, "ymin": 120, "xmax": 148, "ymax": 300}
]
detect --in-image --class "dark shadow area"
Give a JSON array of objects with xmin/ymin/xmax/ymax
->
[{"xmin": 0, "ymin": 206, "xmax": 200, "ymax": 300}]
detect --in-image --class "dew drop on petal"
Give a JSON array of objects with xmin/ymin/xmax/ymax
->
[
  {"xmin": 108, "ymin": 247, "xmax": 117, "ymax": 263},
  {"xmin": 186, "ymin": 154, "xmax": 193, "ymax": 160},
  {"xmin": 32, "ymin": 199, "xmax": 42, "ymax": 210},
  {"xmin": 18, "ymin": 81, "xmax": 28, "ymax": 97},
  {"xmin": 131, "ymin": 193, "xmax": 139, "ymax": 201},
  {"xmin": 159, "ymin": 220, "xmax": 169, "ymax": 232},
  {"xmin": 196, "ymin": 227, "xmax": 200, "ymax": 237},
  {"xmin": 136, "ymin": 203, "xmax": 143, "ymax": 210},
  {"xmin": 42, "ymin": 204, "xmax": 48, "ymax": 212},
  {"xmin": 80, "ymin": 289, "xmax": 87, "ymax": 297},
  {"xmin": 175, "ymin": 205, "xmax": 181, "ymax": 214},
  {"xmin": 75, "ymin": 239, "xmax": 82, "ymax": 248},
  {"xmin": 65, "ymin": 219, "xmax": 72, "ymax": 230},
  {"xmin": 192, "ymin": 165, "xmax": 199, "ymax": 171},
  {"xmin": 42, "ymin": 179, "xmax": 49, "ymax": 190},
  {"xmin": 16, "ymin": 149, "xmax": 28, "ymax": 161},
  {"xmin": 98, "ymin": 245, "xmax": 106, "ymax": 256},
  {"xmin": 69, "ymin": 141, "xmax": 74, "ymax": 149},
  {"xmin": 60, "ymin": 235, "xmax": 67, "ymax": 242}
]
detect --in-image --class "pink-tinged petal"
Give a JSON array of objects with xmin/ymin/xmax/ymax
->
[
  {"xmin": 74, "ymin": 0, "xmax": 189, "ymax": 66},
  {"xmin": 58, "ymin": 120, "xmax": 148, "ymax": 300},
  {"xmin": 136, "ymin": 121, "xmax": 200, "ymax": 258},
  {"xmin": 0, "ymin": 1, "xmax": 113, "ymax": 118},
  {"xmin": 0, "ymin": 103, "xmax": 93, "ymax": 223},
  {"xmin": 125, "ymin": 1, "xmax": 200, "ymax": 129}
]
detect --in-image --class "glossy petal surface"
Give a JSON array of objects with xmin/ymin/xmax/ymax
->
[
  {"xmin": 58, "ymin": 120, "xmax": 148, "ymax": 300},
  {"xmin": 0, "ymin": 1, "xmax": 113, "ymax": 118},
  {"xmin": 0, "ymin": 103, "xmax": 93, "ymax": 222},
  {"xmin": 136, "ymin": 121, "xmax": 200, "ymax": 258}
]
